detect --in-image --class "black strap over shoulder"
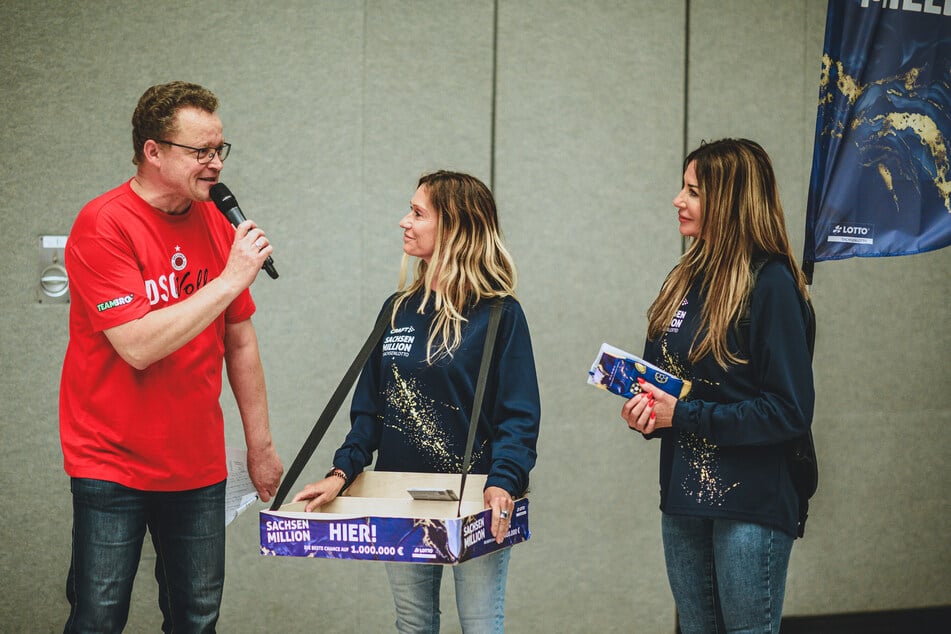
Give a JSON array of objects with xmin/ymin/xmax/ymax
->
[
  {"xmin": 790, "ymin": 290, "xmax": 818, "ymax": 537},
  {"xmin": 733, "ymin": 255, "xmax": 770, "ymax": 350},
  {"xmin": 268, "ymin": 296, "xmax": 504, "ymax": 514},
  {"xmin": 269, "ymin": 297, "xmax": 395, "ymax": 511},
  {"xmin": 736, "ymin": 256, "xmax": 818, "ymax": 537},
  {"xmin": 735, "ymin": 255, "xmax": 816, "ymax": 356},
  {"xmin": 456, "ymin": 299, "xmax": 503, "ymax": 516}
]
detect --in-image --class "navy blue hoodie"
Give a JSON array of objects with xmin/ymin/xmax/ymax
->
[
  {"xmin": 334, "ymin": 294, "xmax": 541, "ymax": 497},
  {"xmin": 642, "ymin": 258, "xmax": 815, "ymax": 537}
]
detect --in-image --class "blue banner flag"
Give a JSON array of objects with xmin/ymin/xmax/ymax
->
[{"xmin": 804, "ymin": 0, "xmax": 951, "ymax": 278}]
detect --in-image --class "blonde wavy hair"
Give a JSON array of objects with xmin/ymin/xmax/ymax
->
[
  {"xmin": 393, "ymin": 171, "xmax": 517, "ymax": 363},
  {"xmin": 646, "ymin": 138, "xmax": 810, "ymax": 368}
]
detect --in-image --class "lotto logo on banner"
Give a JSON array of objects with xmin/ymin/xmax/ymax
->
[{"xmin": 828, "ymin": 223, "xmax": 874, "ymax": 245}]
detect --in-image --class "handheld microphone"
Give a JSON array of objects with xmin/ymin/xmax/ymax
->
[{"xmin": 209, "ymin": 183, "xmax": 279, "ymax": 280}]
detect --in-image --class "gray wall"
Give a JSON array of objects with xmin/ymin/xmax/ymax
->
[{"xmin": 2, "ymin": 1, "xmax": 948, "ymax": 632}]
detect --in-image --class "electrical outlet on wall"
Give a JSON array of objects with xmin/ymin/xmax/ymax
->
[{"xmin": 38, "ymin": 235, "xmax": 69, "ymax": 304}]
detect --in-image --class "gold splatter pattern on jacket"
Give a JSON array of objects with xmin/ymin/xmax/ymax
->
[{"xmin": 383, "ymin": 365, "xmax": 485, "ymax": 472}]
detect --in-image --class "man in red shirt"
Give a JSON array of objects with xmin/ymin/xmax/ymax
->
[{"xmin": 60, "ymin": 81, "xmax": 283, "ymax": 633}]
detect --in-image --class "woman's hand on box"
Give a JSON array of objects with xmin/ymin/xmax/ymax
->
[
  {"xmin": 292, "ymin": 477, "xmax": 345, "ymax": 512},
  {"xmin": 484, "ymin": 486, "xmax": 515, "ymax": 544}
]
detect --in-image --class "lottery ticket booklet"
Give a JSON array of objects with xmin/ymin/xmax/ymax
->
[{"xmin": 587, "ymin": 342, "xmax": 691, "ymax": 399}]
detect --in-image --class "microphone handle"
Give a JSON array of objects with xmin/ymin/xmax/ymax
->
[
  {"xmin": 263, "ymin": 258, "xmax": 279, "ymax": 279},
  {"xmin": 222, "ymin": 207, "xmax": 279, "ymax": 279}
]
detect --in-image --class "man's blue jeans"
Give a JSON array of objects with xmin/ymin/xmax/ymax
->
[
  {"xmin": 661, "ymin": 514, "xmax": 794, "ymax": 634},
  {"xmin": 384, "ymin": 547, "xmax": 511, "ymax": 633},
  {"xmin": 64, "ymin": 478, "xmax": 226, "ymax": 634}
]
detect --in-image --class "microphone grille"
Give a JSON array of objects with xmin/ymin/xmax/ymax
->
[{"xmin": 209, "ymin": 183, "xmax": 235, "ymax": 209}]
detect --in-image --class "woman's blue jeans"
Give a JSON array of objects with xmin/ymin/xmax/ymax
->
[
  {"xmin": 384, "ymin": 547, "xmax": 510, "ymax": 633},
  {"xmin": 64, "ymin": 478, "xmax": 226, "ymax": 634},
  {"xmin": 661, "ymin": 514, "xmax": 794, "ymax": 634}
]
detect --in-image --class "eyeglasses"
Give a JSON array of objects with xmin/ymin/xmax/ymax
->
[{"xmin": 155, "ymin": 139, "xmax": 231, "ymax": 164}]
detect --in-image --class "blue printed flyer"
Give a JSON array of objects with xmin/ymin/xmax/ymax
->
[{"xmin": 587, "ymin": 342, "xmax": 691, "ymax": 399}]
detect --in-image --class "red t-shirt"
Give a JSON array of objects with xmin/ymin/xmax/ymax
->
[{"xmin": 59, "ymin": 180, "xmax": 256, "ymax": 491}]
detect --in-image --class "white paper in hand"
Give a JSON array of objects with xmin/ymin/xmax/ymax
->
[{"xmin": 225, "ymin": 447, "xmax": 259, "ymax": 527}]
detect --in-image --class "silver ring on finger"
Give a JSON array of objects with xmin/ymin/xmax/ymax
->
[{"xmin": 500, "ymin": 509, "xmax": 509, "ymax": 520}]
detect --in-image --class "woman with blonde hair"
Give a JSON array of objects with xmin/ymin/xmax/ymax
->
[
  {"xmin": 295, "ymin": 171, "xmax": 540, "ymax": 633},
  {"xmin": 622, "ymin": 139, "xmax": 815, "ymax": 633}
]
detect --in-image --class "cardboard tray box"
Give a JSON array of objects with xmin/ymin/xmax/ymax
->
[{"xmin": 260, "ymin": 471, "xmax": 529, "ymax": 565}]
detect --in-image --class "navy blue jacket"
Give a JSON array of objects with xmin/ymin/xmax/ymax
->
[
  {"xmin": 642, "ymin": 258, "xmax": 815, "ymax": 537},
  {"xmin": 334, "ymin": 294, "xmax": 541, "ymax": 497}
]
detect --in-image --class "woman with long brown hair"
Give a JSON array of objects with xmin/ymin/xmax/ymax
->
[{"xmin": 623, "ymin": 139, "xmax": 815, "ymax": 633}]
